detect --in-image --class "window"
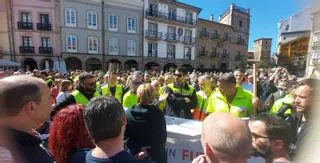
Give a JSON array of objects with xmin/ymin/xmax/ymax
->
[
  {"xmin": 148, "ymin": 43, "xmax": 157, "ymax": 57},
  {"xmin": 22, "ymin": 36, "xmax": 32, "ymax": 47},
  {"xmin": 65, "ymin": 8, "xmax": 76, "ymax": 27},
  {"xmin": 224, "ymin": 32, "xmax": 229, "ymax": 40},
  {"xmin": 88, "ymin": 37, "xmax": 98, "ymax": 53},
  {"xmin": 127, "ymin": 17, "xmax": 136, "ymax": 33},
  {"xmin": 223, "ymin": 49, "xmax": 227, "ymax": 55},
  {"xmin": 127, "ymin": 40, "xmax": 136, "ymax": 56},
  {"xmin": 168, "ymin": 8, "xmax": 176, "ymax": 20},
  {"xmin": 109, "ymin": 38, "xmax": 118, "ymax": 55},
  {"xmin": 40, "ymin": 14, "xmax": 49, "ymax": 24},
  {"xmin": 168, "ymin": 27, "xmax": 176, "ymax": 40},
  {"xmin": 109, "ymin": 14, "xmax": 118, "ymax": 31},
  {"xmin": 184, "ymin": 47, "xmax": 191, "ymax": 60},
  {"xmin": 211, "ymin": 48, "xmax": 217, "ymax": 55},
  {"xmin": 21, "ymin": 12, "xmax": 31, "ymax": 22},
  {"xmin": 66, "ymin": 35, "xmax": 77, "ymax": 52},
  {"xmin": 167, "ymin": 44, "xmax": 175, "ymax": 59},
  {"xmin": 87, "ymin": 11, "xmax": 97, "ymax": 29},
  {"xmin": 41, "ymin": 37, "xmax": 51, "ymax": 47},
  {"xmin": 239, "ymin": 20, "xmax": 243, "ymax": 28},
  {"xmin": 212, "ymin": 30, "xmax": 218, "ymax": 38},
  {"xmin": 200, "ymin": 47, "xmax": 206, "ymax": 56},
  {"xmin": 186, "ymin": 12, "xmax": 193, "ymax": 24}
]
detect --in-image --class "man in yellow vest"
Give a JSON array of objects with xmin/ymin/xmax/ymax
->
[
  {"xmin": 53, "ymin": 72, "xmax": 100, "ymax": 116},
  {"xmin": 122, "ymin": 72, "xmax": 142, "ymax": 110},
  {"xmin": 163, "ymin": 67, "xmax": 197, "ymax": 119},
  {"xmin": 206, "ymin": 73, "xmax": 253, "ymax": 117},
  {"xmin": 195, "ymin": 75, "xmax": 214, "ymax": 120},
  {"xmin": 101, "ymin": 71, "xmax": 123, "ymax": 103}
]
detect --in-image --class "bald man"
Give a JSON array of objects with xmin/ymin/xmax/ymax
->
[
  {"xmin": 0, "ymin": 75, "xmax": 54, "ymax": 163},
  {"xmin": 192, "ymin": 112, "xmax": 252, "ymax": 163}
]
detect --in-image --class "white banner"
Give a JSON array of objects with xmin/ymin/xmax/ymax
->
[{"xmin": 165, "ymin": 116, "xmax": 263, "ymax": 163}]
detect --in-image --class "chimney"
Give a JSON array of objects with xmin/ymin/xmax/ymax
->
[{"xmin": 209, "ymin": 14, "xmax": 214, "ymax": 21}]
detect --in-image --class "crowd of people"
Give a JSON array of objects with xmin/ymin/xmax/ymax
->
[{"xmin": 0, "ymin": 66, "xmax": 319, "ymax": 163}]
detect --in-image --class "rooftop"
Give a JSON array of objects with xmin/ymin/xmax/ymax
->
[
  {"xmin": 220, "ymin": 3, "xmax": 250, "ymax": 21},
  {"xmin": 166, "ymin": 0, "xmax": 202, "ymax": 13},
  {"xmin": 198, "ymin": 18, "xmax": 233, "ymax": 29},
  {"xmin": 254, "ymin": 38, "xmax": 273, "ymax": 42}
]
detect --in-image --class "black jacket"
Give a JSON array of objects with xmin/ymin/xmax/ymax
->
[
  {"xmin": 125, "ymin": 104, "xmax": 167, "ymax": 163},
  {"xmin": 164, "ymin": 83, "xmax": 197, "ymax": 119},
  {"xmin": 4, "ymin": 127, "xmax": 54, "ymax": 163}
]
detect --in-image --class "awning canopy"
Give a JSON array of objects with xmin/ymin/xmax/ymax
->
[{"xmin": 0, "ymin": 59, "xmax": 20, "ymax": 67}]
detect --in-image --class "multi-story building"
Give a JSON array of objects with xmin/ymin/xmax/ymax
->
[
  {"xmin": 277, "ymin": 7, "xmax": 315, "ymax": 75},
  {"xmin": 0, "ymin": 0, "xmax": 13, "ymax": 61},
  {"xmin": 11, "ymin": 0, "xmax": 60, "ymax": 71},
  {"xmin": 60, "ymin": 0, "xmax": 143, "ymax": 71},
  {"xmin": 253, "ymin": 38, "xmax": 272, "ymax": 62},
  {"xmin": 306, "ymin": 9, "xmax": 320, "ymax": 78},
  {"xmin": 196, "ymin": 4, "xmax": 250, "ymax": 71},
  {"xmin": 143, "ymin": 0, "xmax": 201, "ymax": 71}
]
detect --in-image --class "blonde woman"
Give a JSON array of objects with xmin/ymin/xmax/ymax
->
[{"xmin": 125, "ymin": 84, "xmax": 167, "ymax": 163}]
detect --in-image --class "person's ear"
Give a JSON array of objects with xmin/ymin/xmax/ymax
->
[{"xmin": 21, "ymin": 101, "xmax": 37, "ymax": 116}]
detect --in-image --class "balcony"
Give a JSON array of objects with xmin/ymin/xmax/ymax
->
[
  {"xmin": 39, "ymin": 47, "xmax": 53, "ymax": 54},
  {"xmin": 145, "ymin": 30, "xmax": 162, "ymax": 41},
  {"xmin": 37, "ymin": 23, "xmax": 52, "ymax": 31},
  {"xmin": 147, "ymin": 51, "xmax": 157, "ymax": 57},
  {"xmin": 165, "ymin": 33, "xmax": 180, "ymax": 42},
  {"xmin": 145, "ymin": 9, "xmax": 196, "ymax": 27},
  {"xmin": 167, "ymin": 53, "xmax": 176, "ymax": 59},
  {"xmin": 18, "ymin": 22, "xmax": 33, "ymax": 30},
  {"xmin": 183, "ymin": 36, "xmax": 195, "ymax": 45},
  {"xmin": 199, "ymin": 31, "xmax": 210, "ymax": 38},
  {"xmin": 198, "ymin": 50, "xmax": 208, "ymax": 57},
  {"xmin": 19, "ymin": 46, "xmax": 34, "ymax": 53}
]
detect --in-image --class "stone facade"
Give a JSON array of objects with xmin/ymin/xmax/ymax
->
[
  {"xmin": 196, "ymin": 4, "xmax": 250, "ymax": 71},
  {"xmin": 306, "ymin": 10, "xmax": 320, "ymax": 78},
  {"xmin": 11, "ymin": 0, "xmax": 60, "ymax": 71},
  {"xmin": 143, "ymin": 0, "xmax": 201, "ymax": 71},
  {"xmin": 60, "ymin": 0, "xmax": 143, "ymax": 72},
  {"xmin": 253, "ymin": 38, "xmax": 272, "ymax": 61}
]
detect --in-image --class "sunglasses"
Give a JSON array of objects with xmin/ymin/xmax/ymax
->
[{"xmin": 174, "ymin": 74, "xmax": 183, "ymax": 78}]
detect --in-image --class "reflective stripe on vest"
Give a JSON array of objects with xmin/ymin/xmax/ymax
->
[
  {"xmin": 206, "ymin": 87, "xmax": 253, "ymax": 117},
  {"xmin": 71, "ymin": 90, "xmax": 100, "ymax": 105},
  {"xmin": 167, "ymin": 83, "xmax": 194, "ymax": 96},
  {"xmin": 270, "ymin": 94, "xmax": 294, "ymax": 114},
  {"xmin": 101, "ymin": 84, "xmax": 123, "ymax": 102}
]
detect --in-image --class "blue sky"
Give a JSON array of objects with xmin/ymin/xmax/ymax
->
[{"xmin": 180, "ymin": 0, "xmax": 313, "ymax": 53}]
